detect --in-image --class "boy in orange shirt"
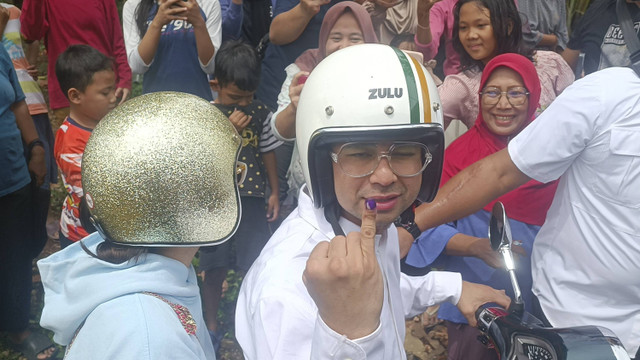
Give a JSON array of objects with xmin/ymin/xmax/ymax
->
[{"xmin": 53, "ymin": 45, "xmax": 117, "ymax": 248}]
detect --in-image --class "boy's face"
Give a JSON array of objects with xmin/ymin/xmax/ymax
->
[
  {"xmin": 215, "ymin": 82, "xmax": 254, "ymax": 107},
  {"xmin": 74, "ymin": 70, "xmax": 117, "ymax": 123},
  {"xmin": 331, "ymin": 142, "xmax": 423, "ymax": 229}
]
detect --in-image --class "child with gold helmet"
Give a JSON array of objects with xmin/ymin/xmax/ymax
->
[
  {"xmin": 37, "ymin": 92, "xmax": 243, "ymax": 359},
  {"xmin": 235, "ymin": 44, "xmax": 512, "ymax": 359}
]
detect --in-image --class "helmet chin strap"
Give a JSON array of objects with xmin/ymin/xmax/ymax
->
[{"xmin": 324, "ymin": 201, "xmax": 346, "ymax": 237}]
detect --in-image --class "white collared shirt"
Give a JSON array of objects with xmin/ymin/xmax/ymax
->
[
  {"xmin": 235, "ymin": 188, "xmax": 462, "ymax": 359},
  {"xmin": 509, "ymin": 67, "xmax": 640, "ymax": 357}
]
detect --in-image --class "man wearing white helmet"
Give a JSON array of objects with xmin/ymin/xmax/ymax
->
[{"xmin": 235, "ymin": 44, "xmax": 510, "ymax": 359}]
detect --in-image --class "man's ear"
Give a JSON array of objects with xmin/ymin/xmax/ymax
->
[
  {"xmin": 68, "ymin": 88, "xmax": 82, "ymax": 105},
  {"xmin": 209, "ymin": 78, "xmax": 220, "ymax": 92}
]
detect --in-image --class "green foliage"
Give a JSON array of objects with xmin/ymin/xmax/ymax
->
[{"xmin": 217, "ymin": 270, "xmax": 244, "ymax": 340}]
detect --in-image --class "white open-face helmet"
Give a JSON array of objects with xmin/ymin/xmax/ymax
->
[
  {"xmin": 82, "ymin": 92, "xmax": 242, "ymax": 247},
  {"xmin": 296, "ymin": 44, "xmax": 445, "ymax": 209}
]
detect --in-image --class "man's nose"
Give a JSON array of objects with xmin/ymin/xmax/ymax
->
[{"xmin": 369, "ymin": 157, "xmax": 397, "ymax": 186}]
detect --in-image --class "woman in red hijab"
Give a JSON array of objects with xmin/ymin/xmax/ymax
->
[
  {"xmin": 405, "ymin": 53, "xmax": 559, "ymax": 360},
  {"xmin": 269, "ymin": 2, "xmax": 379, "ymax": 200}
]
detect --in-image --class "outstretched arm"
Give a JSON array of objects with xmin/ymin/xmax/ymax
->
[
  {"xmin": 414, "ymin": 149, "xmax": 530, "ymax": 233},
  {"xmin": 269, "ymin": 0, "xmax": 330, "ymax": 45}
]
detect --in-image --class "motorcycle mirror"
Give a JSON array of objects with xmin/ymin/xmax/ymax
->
[
  {"xmin": 488, "ymin": 202, "xmax": 524, "ymax": 314},
  {"xmin": 489, "ymin": 202, "xmax": 512, "ymax": 251}
]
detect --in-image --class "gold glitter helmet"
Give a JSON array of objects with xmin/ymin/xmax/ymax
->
[{"xmin": 82, "ymin": 92, "xmax": 242, "ymax": 247}]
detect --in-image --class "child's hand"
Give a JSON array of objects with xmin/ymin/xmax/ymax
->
[
  {"xmin": 228, "ymin": 109, "xmax": 251, "ymax": 133},
  {"xmin": 266, "ymin": 193, "xmax": 280, "ymax": 222}
]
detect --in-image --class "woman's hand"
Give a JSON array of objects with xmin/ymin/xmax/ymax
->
[
  {"xmin": 183, "ymin": 0, "xmax": 206, "ymax": 28},
  {"xmin": 152, "ymin": 0, "xmax": 188, "ymax": 28},
  {"xmin": 290, "ymin": 71, "xmax": 309, "ymax": 110}
]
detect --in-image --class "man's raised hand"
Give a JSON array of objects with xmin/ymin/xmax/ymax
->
[{"xmin": 303, "ymin": 199, "xmax": 383, "ymax": 339}]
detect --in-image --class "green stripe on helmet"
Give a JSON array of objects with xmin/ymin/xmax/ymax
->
[{"xmin": 391, "ymin": 47, "xmax": 419, "ymax": 124}]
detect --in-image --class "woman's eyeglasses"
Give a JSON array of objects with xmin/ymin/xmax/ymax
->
[{"xmin": 480, "ymin": 86, "xmax": 529, "ymax": 107}]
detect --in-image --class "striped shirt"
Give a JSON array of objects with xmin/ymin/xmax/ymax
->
[{"xmin": 1, "ymin": 4, "xmax": 47, "ymax": 116}]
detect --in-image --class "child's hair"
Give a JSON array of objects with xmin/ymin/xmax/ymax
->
[
  {"xmin": 390, "ymin": 33, "xmax": 415, "ymax": 49},
  {"xmin": 56, "ymin": 44, "xmax": 114, "ymax": 99},
  {"xmin": 135, "ymin": 0, "xmax": 156, "ymax": 37},
  {"xmin": 452, "ymin": 0, "xmax": 532, "ymax": 71},
  {"xmin": 214, "ymin": 40, "xmax": 261, "ymax": 92}
]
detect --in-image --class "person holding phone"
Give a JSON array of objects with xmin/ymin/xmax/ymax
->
[{"xmin": 123, "ymin": 0, "xmax": 221, "ymax": 100}]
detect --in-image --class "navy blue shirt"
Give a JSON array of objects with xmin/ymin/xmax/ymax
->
[{"xmin": 142, "ymin": 5, "xmax": 213, "ymax": 100}]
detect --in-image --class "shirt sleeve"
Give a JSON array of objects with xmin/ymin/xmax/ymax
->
[
  {"xmin": 56, "ymin": 133, "xmax": 86, "ymax": 206},
  {"xmin": 199, "ymin": 0, "xmax": 222, "ymax": 74},
  {"xmin": 556, "ymin": 1, "xmax": 569, "ymax": 50},
  {"xmin": 220, "ymin": 0, "xmax": 243, "ymax": 41},
  {"xmin": 508, "ymin": 74, "xmax": 602, "ymax": 184},
  {"xmin": 6, "ymin": 53, "xmax": 26, "ymax": 102},
  {"xmin": 541, "ymin": 51, "xmax": 574, "ymax": 98},
  {"xmin": 19, "ymin": 0, "xmax": 48, "ymax": 41},
  {"xmin": 405, "ymin": 224, "xmax": 459, "ymax": 267},
  {"xmin": 438, "ymin": 71, "xmax": 479, "ymax": 129},
  {"xmin": 107, "ymin": 0, "xmax": 132, "ymax": 90},
  {"xmin": 123, "ymin": 0, "xmax": 152, "ymax": 74},
  {"xmin": 259, "ymin": 112, "xmax": 284, "ymax": 153},
  {"xmin": 271, "ymin": 63, "xmax": 299, "ymax": 141},
  {"xmin": 401, "ymin": 271, "xmax": 462, "ymax": 318},
  {"xmin": 246, "ymin": 295, "xmax": 318, "ymax": 359},
  {"xmin": 310, "ymin": 317, "xmax": 384, "ymax": 360}
]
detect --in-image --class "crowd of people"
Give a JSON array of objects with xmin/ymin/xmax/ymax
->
[{"xmin": 0, "ymin": 0, "xmax": 639, "ymax": 359}]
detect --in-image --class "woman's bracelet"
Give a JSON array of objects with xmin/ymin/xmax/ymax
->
[{"xmin": 417, "ymin": 23, "xmax": 430, "ymax": 31}]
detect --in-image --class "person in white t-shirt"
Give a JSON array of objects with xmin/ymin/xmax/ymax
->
[
  {"xmin": 403, "ymin": 66, "xmax": 640, "ymax": 359},
  {"xmin": 235, "ymin": 44, "xmax": 511, "ymax": 359}
]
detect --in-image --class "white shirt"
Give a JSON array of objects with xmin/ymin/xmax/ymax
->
[
  {"xmin": 508, "ymin": 67, "xmax": 640, "ymax": 357},
  {"xmin": 236, "ymin": 188, "xmax": 462, "ymax": 359}
]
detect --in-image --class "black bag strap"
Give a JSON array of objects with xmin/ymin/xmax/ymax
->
[{"xmin": 616, "ymin": 0, "xmax": 640, "ymax": 76}]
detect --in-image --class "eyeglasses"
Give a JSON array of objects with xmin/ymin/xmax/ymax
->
[
  {"xmin": 330, "ymin": 142, "xmax": 432, "ymax": 178},
  {"xmin": 480, "ymin": 86, "xmax": 529, "ymax": 107}
]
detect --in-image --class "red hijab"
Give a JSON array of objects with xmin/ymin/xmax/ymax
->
[
  {"xmin": 294, "ymin": 2, "xmax": 378, "ymax": 72},
  {"xmin": 442, "ymin": 53, "xmax": 557, "ymax": 226}
]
